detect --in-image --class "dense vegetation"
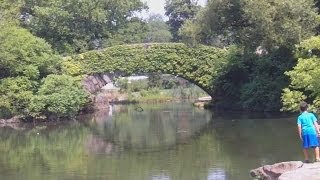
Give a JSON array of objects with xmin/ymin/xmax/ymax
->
[
  {"xmin": 0, "ymin": 25, "xmax": 89, "ymax": 119},
  {"xmin": 0, "ymin": 0, "xmax": 173, "ymax": 120},
  {"xmin": 66, "ymin": 43, "xmax": 232, "ymax": 94},
  {"xmin": 2, "ymin": 0, "xmax": 320, "ymax": 121},
  {"xmin": 281, "ymin": 36, "xmax": 320, "ymax": 112},
  {"xmin": 115, "ymin": 75, "xmax": 207, "ymax": 102},
  {"xmin": 179, "ymin": 0, "xmax": 320, "ymax": 111}
]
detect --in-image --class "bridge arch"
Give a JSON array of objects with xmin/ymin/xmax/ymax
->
[{"xmin": 64, "ymin": 43, "xmax": 231, "ymax": 97}]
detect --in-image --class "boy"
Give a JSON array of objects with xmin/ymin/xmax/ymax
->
[{"xmin": 297, "ymin": 101, "xmax": 320, "ymax": 163}]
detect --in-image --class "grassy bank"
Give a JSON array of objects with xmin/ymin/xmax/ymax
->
[{"xmin": 124, "ymin": 86, "xmax": 208, "ymax": 103}]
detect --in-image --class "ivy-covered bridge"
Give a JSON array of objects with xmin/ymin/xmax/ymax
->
[{"xmin": 65, "ymin": 43, "xmax": 233, "ymax": 96}]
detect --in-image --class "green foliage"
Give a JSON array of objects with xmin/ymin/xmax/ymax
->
[
  {"xmin": 67, "ymin": 43, "xmax": 232, "ymax": 95},
  {"xmin": 22, "ymin": 0, "xmax": 147, "ymax": 54},
  {"xmin": 145, "ymin": 14, "xmax": 172, "ymax": 43},
  {"xmin": 0, "ymin": 77, "xmax": 37, "ymax": 116},
  {"xmin": 0, "ymin": 0, "xmax": 23, "ymax": 24},
  {"xmin": 61, "ymin": 60, "xmax": 84, "ymax": 76},
  {"xmin": 106, "ymin": 17, "xmax": 148, "ymax": 46},
  {"xmin": 281, "ymin": 36, "xmax": 320, "ymax": 112},
  {"xmin": 116, "ymin": 78, "xmax": 129, "ymax": 92},
  {"xmin": 0, "ymin": 24, "xmax": 88, "ymax": 120},
  {"xmin": 0, "ymin": 24, "xmax": 62, "ymax": 117},
  {"xmin": 281, "ymin": 88, "xmax": 306, "ymax": 112},
  {"xmin": 212, "ymin": 46, "xmax": 296, "ymax": 111},
  {"xmin": 29, "ymin": 75, "xmax": 89, "ymax": 119},
  {"xmin": 129, "ymin": 80, "xmax": 149, "ymax": 92},
  {"xmin": 165, "ymin": 0, "xmax": 201, "ymax": 42},
  {"xmin": 179, "ymin": 19, "xmax": 202, "ymax": 47},
  {"xmin": 148, "ymin": 73, "xmax": 163, "ymax": 88},
  {"xmin": 0, "ymin": 25, "xmax": 61, "ymax": 79},
  {"xmin": 115, "ymin": 78, "xmax": 149, "ymax": 92},
  {"xmin": 178, "ymin": 0, "xmax": 319, "ymax": 111},
  {"xmin": 183, "ymin": 0, "xmax": 319, "ymax": 50}
]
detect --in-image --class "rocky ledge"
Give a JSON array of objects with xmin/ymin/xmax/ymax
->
[{"xmin": 250, "ymin": 161, "xmax": 320, "ymax": 180}]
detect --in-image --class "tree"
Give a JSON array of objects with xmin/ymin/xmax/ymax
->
[
  {"xmin": 179, "ymin": 0, "xmax": 320, "ymax": 111},
  {"xmin": 21, "ymin": 0, "xmax": 147, "ymax": 54},
  {"xmin": 281, "ymin": 36, "xmax": 320, "ymax": 112},
  {"xmin": 0, "ymin": 0, "xmax": 23, "ymax": 24},
  {"xmin": 165, "ymin": 0, "xmax": 200, "ymax": 42},
  {"xmin": 106, "ymin": 17, "xmax": 148, "ymax": 46},
  {"xmin": 183, "ymin": 0, "xmax": 319, "ymax": 50},
  {"xmin": 0, "ymin": 24, "xmax": 88, "ymax": 120},
  {"xmin": 145, "ymin": 14, "xmax": 172, "ymax": 43},
  {"xmin": 0, "ymin": 24, "xmax": 61, "ymax": 80}
]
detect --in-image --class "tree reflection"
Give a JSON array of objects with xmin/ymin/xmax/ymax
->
[{"xmin": 85, "ymin": 103, "xmax": 211, "ymax": 152}]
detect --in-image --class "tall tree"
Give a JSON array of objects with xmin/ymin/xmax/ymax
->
[
  {"xmin": 183, "ymin": 0, "xmax": 319, "ymax": 50},
  {"xmin": 21, "ymin": 0, "xmax": 147, "ymax": 54},
  {"xmin": 165, "ymin": 0, "xmax": 200, "ymax": 42},
  {"xmin": 145, "ymin": 14, "xmax": 172, "ymax": 43}
]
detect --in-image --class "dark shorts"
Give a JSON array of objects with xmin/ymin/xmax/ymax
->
[{"xmin": 302, "ymin": 134, "xmax": 319, "ymax": 148}]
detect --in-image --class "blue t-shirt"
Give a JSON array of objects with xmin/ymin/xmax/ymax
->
[{"xmin": 297, "ymin": 112, "xmax": 317, "ymax": 135}]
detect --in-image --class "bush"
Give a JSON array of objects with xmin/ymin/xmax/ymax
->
[
  {"xmin": 28, "ymin": 75, "xmax": 89, "ymax": 119},
  {"xmin": 0, "ymin": 76, "xmax": 37, "ymax": 117}
]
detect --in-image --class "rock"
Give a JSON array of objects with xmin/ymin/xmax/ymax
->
[
  {"xmin": 279, "ymin": 163, "xmax": 320, "ymax": 180},
  {"xmin": 250, "ymin": 161, "xmax": 303, "ymax": 180},
  {"xmin": 82, "ymin": 73, "xmax": 112, "ymax": 94}
]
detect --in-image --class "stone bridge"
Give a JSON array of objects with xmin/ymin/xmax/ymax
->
[{"xmin": 64, "ymin": 43, "xmax": 233, "ymax": 97}]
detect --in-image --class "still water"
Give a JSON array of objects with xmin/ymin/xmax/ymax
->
[{"xmin": 0, "ymin": 103, "xmax": 301, "ymax": 180}]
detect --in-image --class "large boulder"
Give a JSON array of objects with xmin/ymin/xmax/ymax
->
[
  {"xmin": 250, "ymin": 161, "xmax": 303, "ymax": 180},
  {"xmin": 279, "ymin": 162, "xmax": 320, "ymax": 180}
]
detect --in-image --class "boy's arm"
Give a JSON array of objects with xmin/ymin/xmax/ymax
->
[
  {"xmin": 313, "ymin": 121, "xmax": 320, "ymax": 135},
  {"xmin": 298, "ymin": 125, "xmax": 302, "ymax": 140}
]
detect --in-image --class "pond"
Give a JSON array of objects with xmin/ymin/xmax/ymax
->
[{"xmin": 0, "ymin": 103, "xmax": 301, "ymax": 180}]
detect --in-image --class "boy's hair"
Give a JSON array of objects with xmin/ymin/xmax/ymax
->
[{"xmin": 300, "ymin": 101, "xmax": 308, "ymax": 112}]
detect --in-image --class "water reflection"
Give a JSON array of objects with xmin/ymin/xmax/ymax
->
[
  {"xmin": 152, "ymin": 173, "xmax": 171, "ymax": 180},
  {"xmin": 0, "ymin": 103, "xmax": 302, "ymax": 180},
  {"xmin": 85, "ymin": 135, "xmax": 113, "ymax": 154},
  {"xmin": 85, "ymin": 103, "xmax": 212, "ymax": 152},
  {"xmin": 207, "ymin": 168, "xmax": 227, "ymax": 180}
]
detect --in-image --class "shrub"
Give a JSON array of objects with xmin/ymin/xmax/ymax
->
[{"xmin": 28, "ymin": 75, "xmax": 89, "ymax": 119}]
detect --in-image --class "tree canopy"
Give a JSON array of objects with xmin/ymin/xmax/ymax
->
[
  {"xmin": 281, "ymin": 36, "xmax": 320, "ymax": 112},
  {"xmin": 165, "ymin": 0, "xmax": 200, "ymax": 42},
  {"xmin": 145, "ymin": 14, "xmax": 172, "ymax": 43},
  {"xmin": 20, "ymin": 0, "xmax": 148, "ymax": 54},
  {"xmin": 182, "ymin": 0, "xmax": 319, "ymax": 50},
  {"xmin": 178, "ymin": 0, "xmax": 320, "ymax": 111}
]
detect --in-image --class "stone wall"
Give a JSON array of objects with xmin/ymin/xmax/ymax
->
[
  {"xmin": 82, "ymin": 73, "xmax": 113, "ymax": 94},
  {"xmin": 81, "ymin": 73, "xmax": 125, "ymax": 110}
]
